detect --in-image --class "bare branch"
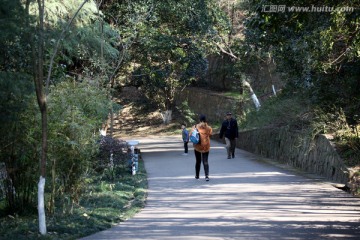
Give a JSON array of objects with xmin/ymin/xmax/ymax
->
[
  {"xmin": 215, "ymin": 42, "xmax": 238, "ymax": 60},
  {"xmin": 327, "ymin": 48, "xmax": 350, "ymax": 66}
]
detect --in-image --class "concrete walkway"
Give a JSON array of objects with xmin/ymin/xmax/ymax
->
[{"xmin": 82, "ymin": 136, "xmax": 360, "ymax": 239}]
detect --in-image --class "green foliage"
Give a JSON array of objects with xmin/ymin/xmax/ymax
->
[
  {"xmin": 310, "ymin": 107, "xmax": 349, "ymax": 134},
  {"xmin": 223, "ymin": 91, "xmax": 245, "ymax": 100},
  {"xmin": 335, "ymin": 133, "xmax": 360, "ymax": 167},
  {"xmin": 102, "ymin": 0, "xmax": 228, "ymax": 110},
  {"xmin": 38, "ymin": 0, "xmax": 98, "ymax": 27},
  {"xmin": 0, "ymin": 0, "xmax": 34, "ymax": 72},
  {"xmin": 0, "ymin": 78, "xmax": 113, "ymax": 214},
  {"xmin": 0, "ymin": 4, "xmax": 36, "ymax": 205},
  {"xmin": 26, "ymin": 0, "xmax": 121, "ymax": 85},
  {"xmin": 0, "ymin": 0, "xmax": 124, "ymax": 215},
  {"xmin": 0, "ymin": 72, "xmax": 38, "ymax": 214},
  {"xmin": 235, "ymin": 0, "xmax": 360, "ymax": 168},
  {"xmin": 97, "ymin": 136, "xmax": 128, "ymax": 177},
  {"xmin": 240, "ymin": 94, "xmax": 313, "ymax": 130},
  {"xmin": 241, "ymin": 92, "xmax": 360, "ymax": 168},
  {"xmin": 47, "ymin": 80, "xmax": 112, "ymax": 206},
  {"xmin": 0, "ymin": 158, "xmax": 147, "ymax": 239},
  {"xmin": 310, "ymin": 107, "xmax": 360, "ymax": 167},
  {"xmin": 241, "ymin": 0, "xmax": 360, "ymax": 119},
  {"xmin": 336, "ymin": 134, "xmax": 360, "ymax": 167},
  {"xmin": 131, "ymin": 30, "xmax": 209, "ymax": 109},
  {"xmin": 176, "ymin": 100, "xmax": 197, "ymax": 126},
  {"xmin": 0, "ymin": 72, "xmax": 34, "ymax": 123}
]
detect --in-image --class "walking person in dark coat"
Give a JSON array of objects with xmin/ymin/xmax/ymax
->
[{"xmin": 219, "ymin": 112, "xmax": 239, "ymax": 159}]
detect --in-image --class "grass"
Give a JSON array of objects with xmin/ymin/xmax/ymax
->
[
  {"xmin": 0, "ymin": 158, "xmax": 147, "ymax": 240},
  {"xmin": 222, "ymin": 91, "xmax": 244, "ymax": 100},
  {"xmin": 334, "ymin": 132, "xmax": 360, "ymax": 168},
  {"xmin": 239, "ymin": 94, "xmax": 313, "ymax": 130}
]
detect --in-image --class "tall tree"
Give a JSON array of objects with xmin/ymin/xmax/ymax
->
[
  {"xmin": 30, "ymin": 0, "xmax": 116, "ymax": 234},
  {"xmin": 32, "ymin": 0, "xmax": 47, "ymax": 234},
  {"xmin": 102, "ymin": 0, "xmax": 228, "ymax": 123},
  {"xmin": 1, "ymin": 0, "xmax": 120, "ymax": 224},
  {"xmin": 0, "ymin": 0, "xmax": 39, "ymax": 215},
  {"xmin": 242, "ymin": 0, "xmax": 360, "ymax": 118}
]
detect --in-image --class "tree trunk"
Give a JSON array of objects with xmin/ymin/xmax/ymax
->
[
  {"xmin": 110, "ymin": 107, "xmax": 114, "ymax": 137},
  {"xmin": 34, "ymin": 0, "xmax": 47, "ymax": 235},
  {"xmin": 38, "ymin": 176, "xmax": 46, "ymax": 234},
  {"xmin": 161, "ymin": 110, "xmax": 172, "ymax": 124},
  {"xmin": 33, "ymin": 0, "xmax": 91, "ymax": 234},
  {"xmin": 243, "ymin": 80, "xmax": 261, "ymax": 110},
  {"xmin": 50, "ymin": 158, "xmax": 56, "ymax": 214},
  {"xmin": 162, "ymin": 87, "xmax": 174, "ymax": 124}
]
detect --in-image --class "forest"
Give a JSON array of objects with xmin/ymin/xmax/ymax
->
[{"xmin": 0, "ymin": 0, "xmax": 359, "ymax": 238}]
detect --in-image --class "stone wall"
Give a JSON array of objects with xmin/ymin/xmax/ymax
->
[
  {"xmin": 175, "ymin": 87, "xmax": 244, "ymax": 123},
  {"xmin": 234, "ymin": 127, "xmax": 349, "ymax": 184}
]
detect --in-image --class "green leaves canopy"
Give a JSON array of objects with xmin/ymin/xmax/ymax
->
[
  {"xmin": 242, "ymin": 0, "xmax": 360, "ymax": 118},
  {"xmin": 102, "ymin": 0, "xmax": 228, "ymax": 110}
]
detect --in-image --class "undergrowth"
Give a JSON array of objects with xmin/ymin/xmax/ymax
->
[
  {"xmin": 0, "ymin": 154, "xmax": 147, "ymax": 240},
  {"xmin": 240, "ymin": 94, "xmax": 360, "ymax": 169},
  {"xmin": 311, "ymin": 108, "xmax": 360, "ymax": 168},
  {"xmin": 239, "ymin": 95, "xmax": 313, "ymax": 130}
]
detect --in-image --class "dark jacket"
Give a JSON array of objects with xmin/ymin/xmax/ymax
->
[
  {"xmin": 182, "ymin": 129, "xmax": 189, "ymax": 142},
  {"xmin": 219, "ymin": 118, "xmax": 239, "ymax": 140}
]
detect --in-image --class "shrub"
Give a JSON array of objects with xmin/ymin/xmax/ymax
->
[
  {"xmin": 97, "ymin": 136, "xmax": 128, "ymax": 173},
  {"xmin": 46, "ymin": 80, "xmax": 112, "ymax": 212}
]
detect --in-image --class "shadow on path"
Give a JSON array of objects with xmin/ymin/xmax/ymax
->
[{"xmin": 82, "ymin": 136, "xmax": 360, "ymax": 240}]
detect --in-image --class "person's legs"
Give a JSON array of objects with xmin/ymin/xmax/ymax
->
[
  {"xmin": 225, "ymin": 137, "xmax": 231, "ymax": 158},
  {"xmin": 201, "ymin": 152, "xmax": 209, "ymax": 178},
  {"xmin": 184, "ymin": 142, "xmax": 188, "ymax": 154},
  {"xmin": 230, "ymin": 139, "xmax": 236, "ymax": 158},
  {"xmin": 194, "ymin": 150, "xmax": 201, "ymax": 178}
]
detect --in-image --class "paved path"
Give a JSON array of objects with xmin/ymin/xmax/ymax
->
[{"xmin": 82, "ymin": 136, "xmax": 360, "ymax": 239}]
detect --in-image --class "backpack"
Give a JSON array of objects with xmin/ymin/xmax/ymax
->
[{"xmin": 190, "ymin": 127, "xmax": 201, "ymax": 144}]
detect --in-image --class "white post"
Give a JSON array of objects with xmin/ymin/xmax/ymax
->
[
  {"xmin": 38, "ymin": 176, "xmax": 46, "ymax": 235},
  {"xmin": 131, "ymin": 146, "xmax": 136, "ymax": 175},
  {"xmin": 110, "ymin": 153, "xmax": 114, "ymax": 168},
  {"xmin": 243, "ymin": 80, "xmax": 261, "ymax": 110},
  {"xmin": 127, "ymin": 141, "xmax": 139, "ymax": 175},
  {"xmin": 272, "ymin": 85, "xmax": 276, "ymax": 96},
  {"xmin": 250, "ymin": 93, "xmax": 261, "ymax": 110}
]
